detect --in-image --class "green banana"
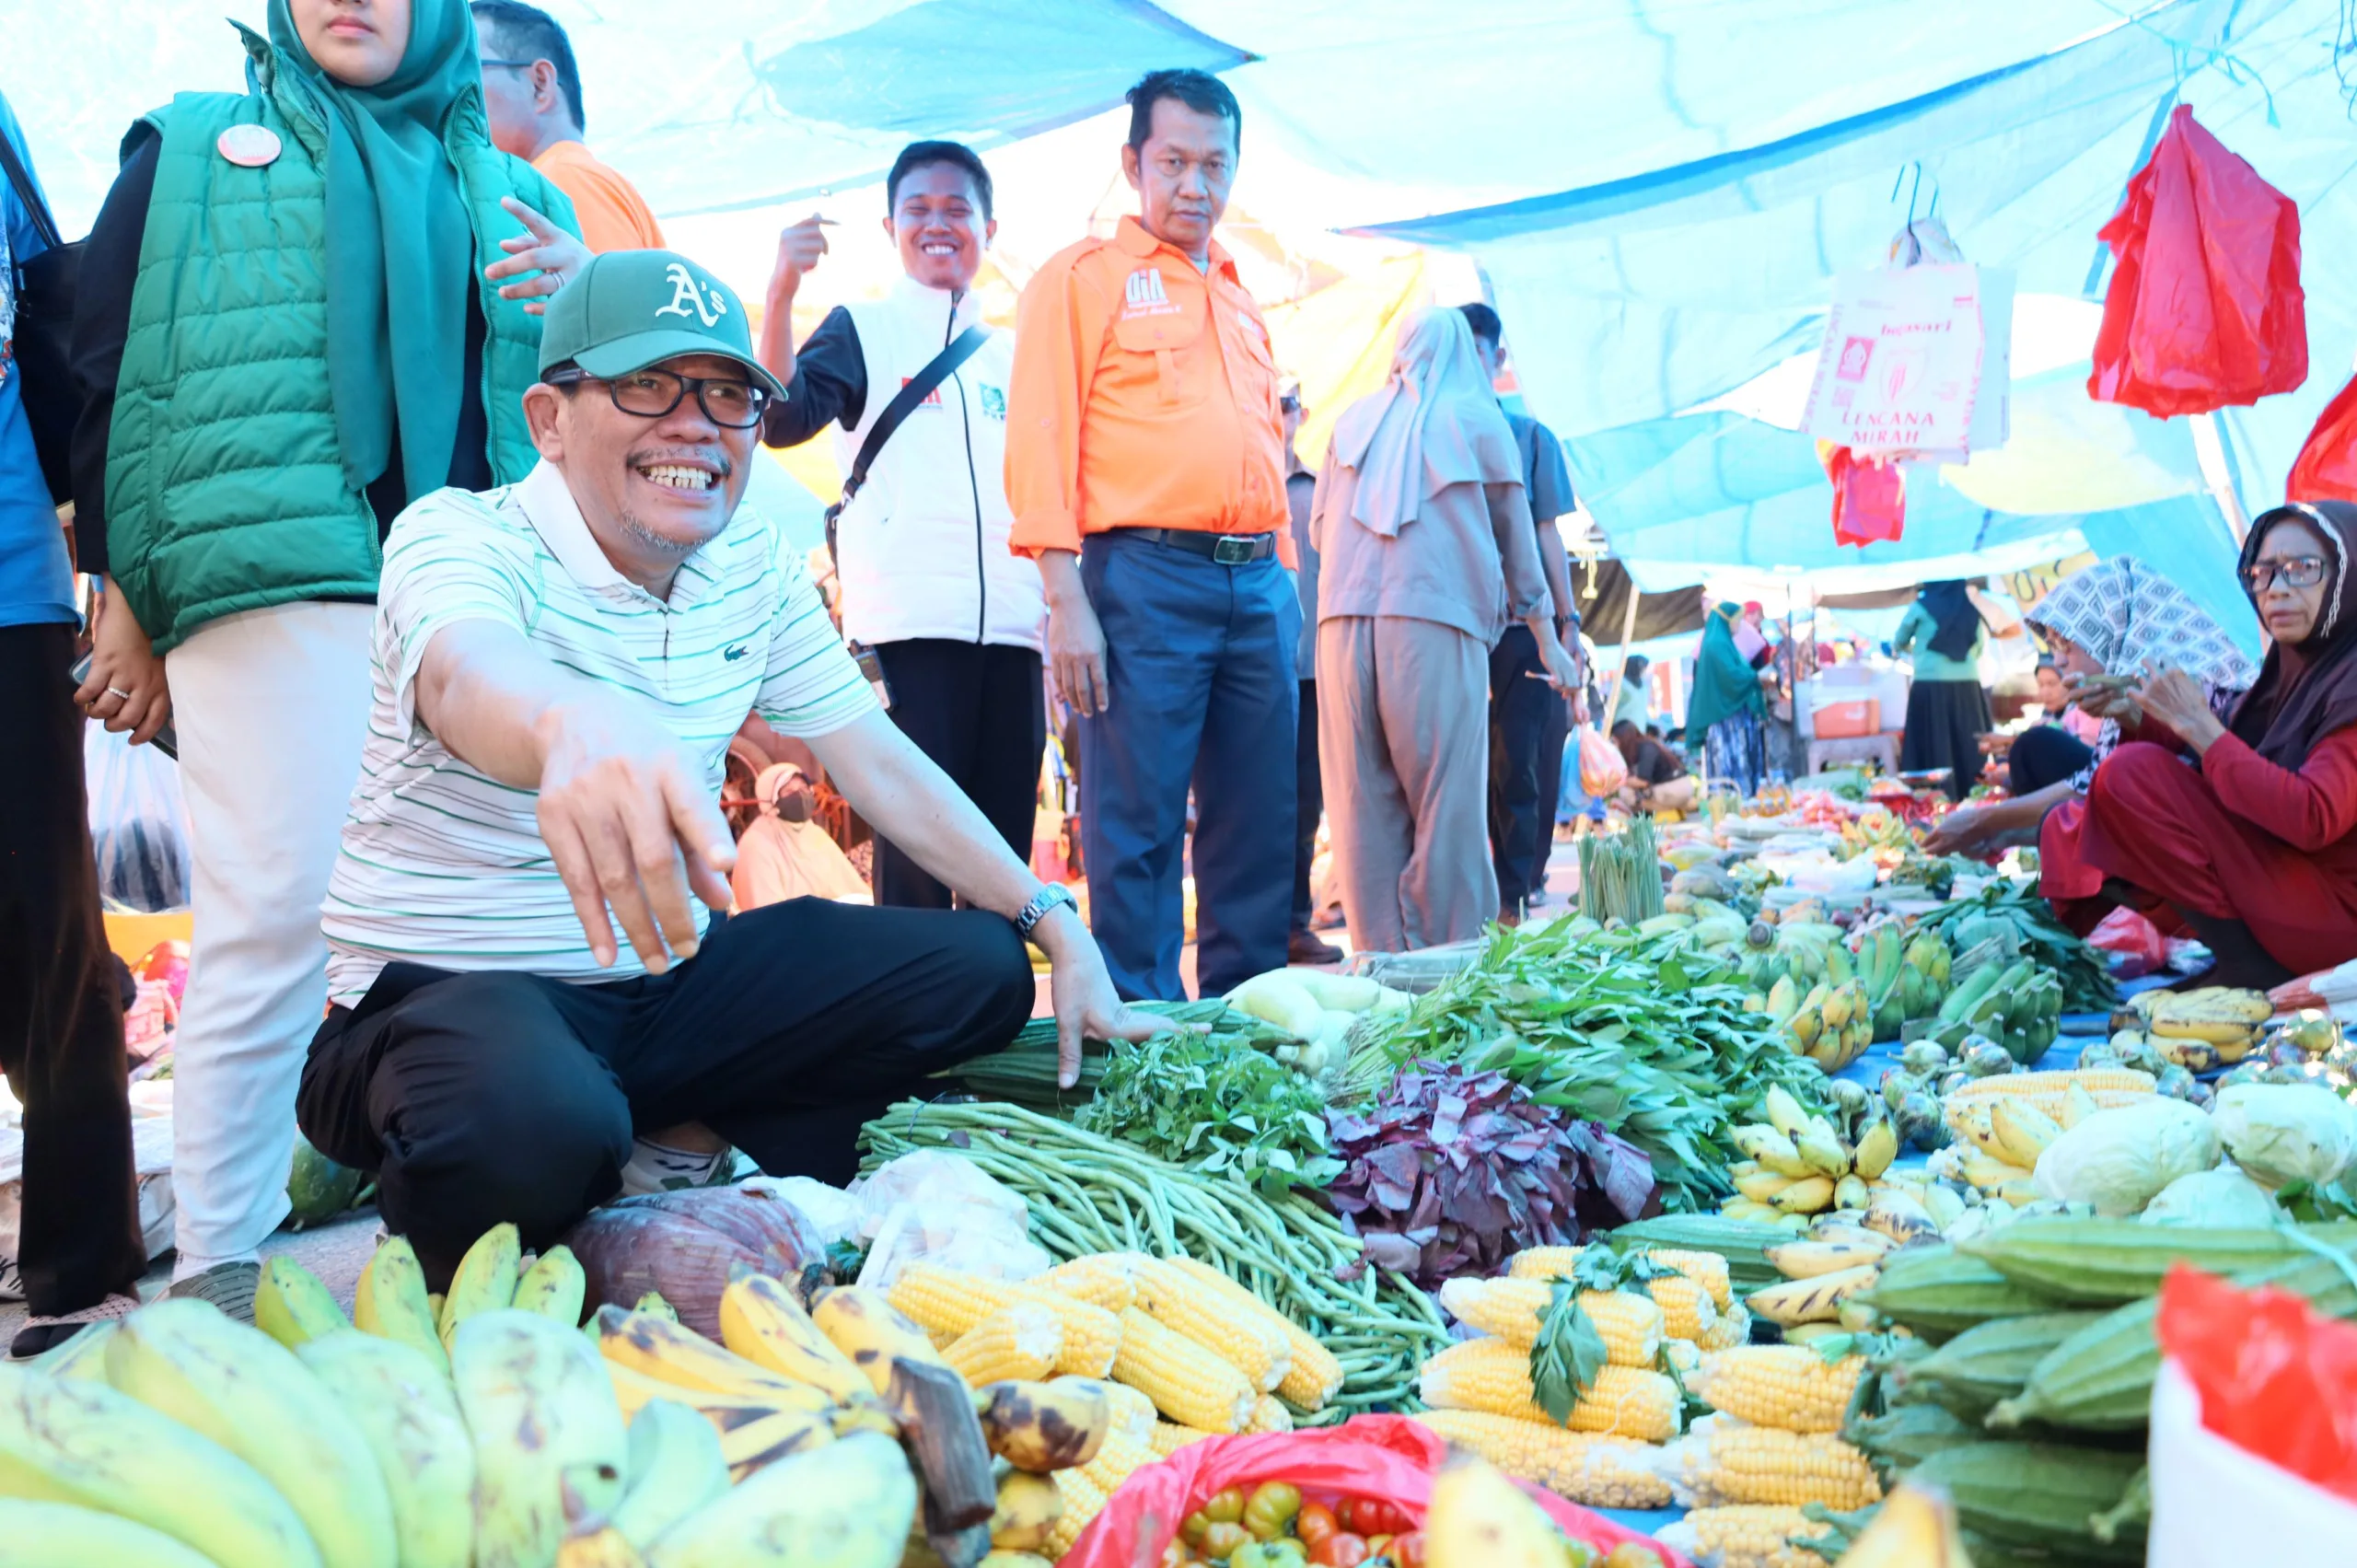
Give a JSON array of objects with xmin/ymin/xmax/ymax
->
[
  {"xmin": 106, "ymin": 1297, "xmax": 398, "ymax": 1568},
  {"xmin": 610, "ymin": 1399, "xmax": 728, "ymax": 1550},
  {"xmin": 1824, "ymin": 943, "xmax": 1854, "ymax": 986},
  {"xmin": 354, "ymin": 1238, "xmax": 448, "ymax": 1375},
  {"xmin": 0, "ymin": 1360, "xmax": 321, "ymax": 1568},
  {"xmin": 297, "ymin": 1331, "xmax": 477, "ymax": 1568},
  {"xmin": 0, "ymin": 1498, "xmax": 228, "ymax": 1568},
  {"xmin": 513, "ymin": 1246, "xmax": 588, "ymax": 1329},
  {"xmin": 28, "ymin": 1319, "xmax": 117, "ymax": 1380},
  {"xmin": 453, "ymin": 1309, "xmax": 629, "ymax": 1568},
  {"xmin": 644, "ymin": 1431, "xmax": 916, "ymax": 1568},
  {"xmin": 258, "ymin": 1256, "xmax": 352, "ymax": 1350},
  {"xmin": 440, "ymin": 1225, "xmax": 522, "ymax": 1348}
]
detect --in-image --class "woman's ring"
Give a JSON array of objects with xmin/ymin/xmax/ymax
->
[{"xmin": 106, "ymin": 686, "xmax": 133, "ymax": 702}]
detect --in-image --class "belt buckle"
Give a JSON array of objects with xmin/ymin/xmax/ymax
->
[{"xmin": 1212, "ymin": 535, "xmax": 1255, "ymax": 565}]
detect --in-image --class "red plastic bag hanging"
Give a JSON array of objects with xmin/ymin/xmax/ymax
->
[
  {"xmin": 2290, "ymin": 373, "xmax": 2357, "ymax": 503},
  {"xmin": 2154, "ymin": 1263, "xmax": 2357, "ymax": 1501},
  {"xmin": 1822, "ymin": 443, "xmax": 1906, "ymax": 546},
  {"xmin": 1057, "ymin": 1414, "xmax": 1687, "ymax": 1568},
  {"xmin": 2088, "ymin": 104, "xmax": 2305, "ymax": 417}
]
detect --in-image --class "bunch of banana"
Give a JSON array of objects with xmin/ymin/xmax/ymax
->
[
  {"xmin": 2127, "ymin": 985, "xmax": 2271, "ymax": 1070},
  {"xmin": 1924, "ymin": 957, "xmax": 2062, "ymax": 1065},
  {"xmin": 1925, "ymin": 1091, "xmax": 2087, "ymax": 1209},
  {"xmin": 1740, "ymin": 918, "xmax": 1854, "ymax": 995},
  {"xmin": 1779, "ymin": 978, "xmax": 1875, "ymax": 1071},
  {"xmin": 1719, "ymin": 1086, "xmax": 1904, "ymax": 1227},
  {"xmin": 1745, "ymin": 1188, "xmax": 1953, "ymax": 1335},
  {"xmin": 1852, "ymin": 922, "xmax": 1951, "ymax": 1040}
]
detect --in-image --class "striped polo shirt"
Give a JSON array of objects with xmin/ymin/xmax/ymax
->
[{"xmin": 322, "ymin": 459, "xmax": 875, "ymax": 1005}]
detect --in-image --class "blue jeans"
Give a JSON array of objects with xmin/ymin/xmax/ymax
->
[{"xmin": 1077, "ymin": 532, "xmax": 1299, "ymax": 1000}]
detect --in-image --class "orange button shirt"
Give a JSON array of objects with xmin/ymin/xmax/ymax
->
[
  {"xmin": 1005, "ymin": 215, "xmax": 1292, "ymax": 566},
  {"xmin": 532, "ymin": 141, "xmax": 666, "ymax": 254}
]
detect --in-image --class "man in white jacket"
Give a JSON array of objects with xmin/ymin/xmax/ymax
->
[{"xmin": 759, "ymin": 142, "xmax": 1045, "ymax": 908}]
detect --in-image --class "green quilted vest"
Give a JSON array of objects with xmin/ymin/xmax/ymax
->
[{"xmin": 105, "ymin": 24, "xmax": 576, "ymax": 652}]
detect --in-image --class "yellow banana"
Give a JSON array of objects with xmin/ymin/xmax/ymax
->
[
  {"xmin": 978, "ymin": 1378, "xmax": 1113, "ymax": 1473},
  {"xmin": 1833, "ymin": 1174, "xmax": 1872, "ymax": 1211},
  {"xmin": 990, "ymin": 1471, "xmax": 1062, "ymax": 1553},
  {"xmin": 1760, "ymin": 1085, "xmax": 1812, "ymax": 1139},
  {"xmin": 808, "ymin": 1285, "xmax": 955, "ymax": 1395},
  {"xmin": 1763, "ymin": 1238, "xmax": 1886, "ymax": 1279},
  {"xmin": 593, "ymin": 1305, "xmax": 818, "ymax": 1403},
  {"xmin": 1423, "ymin": 1452, "xmax": 1570, "ymax": 1568},
  {"xmin": 256, "ymin": 1257, "xmax": 352, "ymax": 1351},
  {"xmin": 106, "ymin": 1298, "xmax": 398, "ymax": 1568},
  {"xmin": 716, "ymin": 1273, "xmax": 881, "ymax": 1408},
  {"xmin": 1732, "ymin": 1168, "xmax": 1795, "ymax": 1202},
  {"xmin": 354, "ymin": 1237, "xmax": 448, "ymax": 1376},
  {"xmin": 1731, "ymin": 1125, "xmax": 1811, "ymax": 1179},
  {"xmin": 1745, "ymin": 1264, "xmax": 1879, "ymax": 1329},
  {"xmin": 716, "ymin": 1405, "xmax": 835, "ymax": 1481},
  {"xmin": 1717, "ymin": 1198, "xmax": 1782, "ymax": 1223},
  {"xmin": 556, "ymin": 1523, "xmax": 649, "ymax": 1568},
  {"xmin": 512, "ymin": 1246, "xmax": 588, "ymax": 1329},
  {"xmin": 610, "ymin": 1399, "xmax": 728, "ymax": 1549},
  {"xmin": 1771, "ymin": 1175, "xmax": 1837, "ymax": 1214},
  {"xmin": 1852, "ymin": 1120, "xmax": 1898, "ymax": 1181},
  {"xmin": 602, "ymin": 1358, "xmax": 832, "ymax": 1426},
  {"xmin": 1959, "ymin": 1152, "xmax": 2035, "ymax": 1191},
  {"xmin": 453, "ymin": 1309, "xmax": 630, "ymax": 1568},
  {"xmin": 1788, "ymin": 1008, "xmax": 1824, "ymax": 1048},
  {"xmin": 0, "ymin": 1363, "xmax": 320, "ymax": 1568},
  {"xmin": 633, "ymin": 1293, "xmax": 678, "ymax": 1322},
  {"xmin": 28, "ymin": 1318, "xmax": 117, "ymax": 1380},
  {"xmin": 297, "ymin": 1330, "xmax": 476, "ymax": 1568},
  {"xmin": 439, "ymin": 1224, "xmax": 521, "ymax": 1348},
  {"xmin": 2147, "ymin": 1016, "xmax": 2260, "ymax": 1048},
  {"xmin": 644, "ymin": 1431, "xmax": 916, "ymax": 1568},
  {"xmin": 0, "ymin": 1498, "xmax": 227, "ymax": 1568},
  {"xmin": 1794, "ymin": 1127, "xmax": 1852, "ymax": 1179},
  {"xmin": 1990, "ymin": 1100, "xmax": 2063, "ymax": 1169}
]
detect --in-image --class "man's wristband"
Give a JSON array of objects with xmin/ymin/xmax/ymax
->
[{"xmin": 1015, "ymin": 882, "xmax": 1079, "ymax": 939}]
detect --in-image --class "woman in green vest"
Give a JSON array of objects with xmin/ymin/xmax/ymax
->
[
  {"xmin": 1687, "ymin": 601, "xmax": 1771, "ymax": 796},
  {"xmin": 64, "ymin": 0, "xmax": 587, "ymax": 1330}
]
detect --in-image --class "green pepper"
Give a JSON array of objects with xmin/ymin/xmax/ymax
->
[{"xmin": 1243, "ymin": 1481, "xmax": 1304, "ymax": 1541}]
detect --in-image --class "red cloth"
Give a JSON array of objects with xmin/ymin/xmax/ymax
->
[{"xmin": 2061, "ymin": 735, "xmax": 2357, "ymax": 972}]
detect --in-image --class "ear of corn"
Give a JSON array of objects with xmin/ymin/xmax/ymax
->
[
  {"xmin": 1133, "ymin": 1258, "xmax": 1292, "ymax": 1393},
  {"xmin": 943, "ymin": 1302, "xmax": 1062, "ymax": 1387},
  {"xmin": 1509, "ymin": 1245, "xmax": 1735, "ymax": 1312},
  {"xmin": 1046, "ymin": 1466, "xmax": 1109, "ymax": 1560},
  {"xmin": 1688, "ymin": 1347, "xmax": 1866, "ymax": 1434},
  {"xmin": 1435, "ymin": 1278, "xmax": 1664, "ymax": 1366},
  {"xmin": 1245, "ymin": 1393, "xmax": 1293, "ymax": 1434},
  {"xmin": 1160, "ymin": 1255, "xmax": 1344, "ymax": 1411},
  {"xmin": 1417, "ymin": 1339, "xmax": 1680, "ymax": 1442},
  {"xmin": 1148, "ymin": 1422, "xmax": 1220, "ymax": 1457},
  {"xmin": 1111, "ymin": 1307, "xmax": 1256, "ymax": 1434},
  {"xmin": 1036, "ymin": 1253, "xmax": 1142, "ymax": 1312},
  {"xmin": 1052, "ymin": 1375, "xmax": 1157, "ymax": 1448},
  {"xmin": 888, "ymin": 1263, "xmax": 1121, "ymax": 1378},
  {"xmin": 1664, "ymin": 1415, "xmax": 1883, "ymax": 1509},
  {"xmin": 1411, "ymin": 1410, "xmax": 1674, "ymax": 1508},
  {"xmin": 1697, "ymin": 1303, "xmax": 1753, "ymax": 1352},
  {"xmin": 1656, "ymin": 1504, "xmax": 1830, "ymax": 1568}
]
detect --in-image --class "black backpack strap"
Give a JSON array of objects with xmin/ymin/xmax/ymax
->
[
  {"xmin": 0, "ymin": 130, "xmax": 62, "ymax": 252},
  {"xmin": 839, "ymin": 322, "xmax": 991, "ymax": 509}
]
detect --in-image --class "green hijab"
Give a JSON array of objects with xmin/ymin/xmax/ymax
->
[
  {"xmin": 268, "ymin": 0, "xmax": 481, "ymax": 503},
  {"xmin": 1685, "ymin": 600, "xmax": 1764, "ymax": 737}
]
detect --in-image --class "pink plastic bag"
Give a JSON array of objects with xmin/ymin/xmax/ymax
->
[
  {"xmin": 1059, "ymin": 1415, "xmax": 1687, "ymax": 1568},
  {"xmin": 1824, "ymin": 445, "xmax": 1906, "ymax": 547},
  {"xmin": 2156, "ymin": 1265, "xmax": 2357, "ymax": 1501},
  {"xmin": 2290, "ymin": 373, "xmax": 2357, "ymax": 505},
  {"xmin": 2088, "ymin": 104, "xmax": 2305, "ymax": 417},
  {"xmin": 2085, "ymin": 906, "xmax": 2168, "ymax": 979},
  {"xmin": 1579, "ymin": 726, "xmax": 1630, "ymax": 797}
]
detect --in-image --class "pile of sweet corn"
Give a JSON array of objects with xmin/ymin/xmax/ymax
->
[
  {"xmin": 1650, "ymin": 1343, "xmax": 1882, "ymax": 1525},
  {"xmin": 1655, "ymin": 1504, "xmax": 1831, "ymax": 1568},
  {"xmin": 887, "ymin": 1250, "xmax": 1347, "ymax": 1547}
]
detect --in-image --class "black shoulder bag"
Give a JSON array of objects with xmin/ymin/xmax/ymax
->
[
  {"xmin": 0, "ymin": 129, "xmax": 79, "ymax": 504},
  {"xmin": 823, "ymin": 322, "xmax": 991, "ymax": 571}
]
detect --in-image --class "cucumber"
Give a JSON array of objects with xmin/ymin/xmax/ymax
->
[
  {"xmin": 1960, "ymin": 1219, "xmax": 2357, "ymax": 1304},
  {"xmin": 1894, "ymin": 1310, "xmax": 2108, "ymax": 1422},
  {"xmin": 1857, "ymin": 1246, "xmax": 2069, "ymax": 1337},
  {"xmin": 1909, "ymin": 1442, "xmax": 2146, "ymax": 1562}
]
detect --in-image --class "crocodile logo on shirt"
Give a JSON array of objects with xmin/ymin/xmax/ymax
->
[{"xmin": 723, "ymin": 644, "xmax": 749, "ymax": 661}]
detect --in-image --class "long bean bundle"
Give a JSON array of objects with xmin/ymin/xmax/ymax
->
[
  {"xmin": 1577, "ymin": 816, "xmax": 1665, "ymax": 924},
  {"xmin": 858, "ymin": 1099, "xmax": 1450, "ymax": 1420}
]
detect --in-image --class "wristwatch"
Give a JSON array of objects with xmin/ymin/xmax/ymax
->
[{"xmin": 1015, "ymin": 882, "xmax": 1080, "ymax": 939}]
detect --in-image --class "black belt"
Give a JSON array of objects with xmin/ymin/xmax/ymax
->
[{"xmin": 1121, "ymin": 528, "xmax": 1278, "ymax": 564}]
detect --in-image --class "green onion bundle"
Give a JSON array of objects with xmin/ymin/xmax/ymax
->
[{"xmin": 1577, "ymin": 815, "xmax": 1666, "ymax": 925}]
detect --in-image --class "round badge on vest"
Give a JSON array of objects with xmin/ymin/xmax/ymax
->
[{"xmin": 216, "ymin": 124, "xmax": 283, "ymax": 168}]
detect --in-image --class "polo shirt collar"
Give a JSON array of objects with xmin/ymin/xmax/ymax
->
[
  {"xmin": 1115, "ymin": 215, "xmax": 1236, "ymax": 283},
  {"xmin": 512, "ymin": 459, "xmax": 729, "ymax": 610}
]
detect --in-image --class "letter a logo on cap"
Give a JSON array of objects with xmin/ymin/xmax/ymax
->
[{"xmin": 655, "ymin": 262, "xmax": 728, "ymax": 328}]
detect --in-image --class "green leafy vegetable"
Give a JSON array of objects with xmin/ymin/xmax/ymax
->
[
  {"xmin": 1074, "ymin": 1028, "xmax": 1342, "ymax": 1197},
  {"xmin": 1529, "ymin": 1278, "xmax": 1609, "ymax": 1425}
]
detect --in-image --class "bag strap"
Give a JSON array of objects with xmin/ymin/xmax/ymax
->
[
  {"xmin": 0, "ymin": 130, "xmax": 63, "ymax": 253},
  {"xmin": 839, "ymin": 322, "xmax": 990, "ymax": 508}
]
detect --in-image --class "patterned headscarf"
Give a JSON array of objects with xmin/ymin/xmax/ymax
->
[{"xmin": 2026, "ymin": 555, "xmax": 2256, "ymax": 789}]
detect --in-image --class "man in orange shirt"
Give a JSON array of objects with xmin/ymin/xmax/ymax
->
[
  {"xmin": 1005, "ymin": 69, "xmax": 1295, "ymax": 1001},
  {"xmin": 472, "ymin": 1, "xmax": 665, "ymax": 253}
]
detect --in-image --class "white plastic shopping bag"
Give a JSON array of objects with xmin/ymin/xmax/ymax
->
[
  {"xmin": 1802, "ymin": 263, "xmax": 2014, "ymax": 463},
  {"xmin": 2148, "ymin": 1359, "xmax": 2357, "ymax": 1567}
]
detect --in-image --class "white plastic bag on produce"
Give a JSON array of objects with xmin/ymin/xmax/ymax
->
[
  {"xmin": 850, "ymin": 1150, "xmax": 1051, "ymax": 1288},
  {"xmin": 1801, "ymin": 261, "xmax": 2014, "ymax": 462},
  {"xmin": 737, "ymin": 1175, "xmax": 860, "ymax": 1247},
  {"xmin": 84, "ymin": 723, "xmax": 192, "ymax": 912},
  {"xmin": 2149, "ymin": 1359, "xmax": 2357, "ymax": 1566}
]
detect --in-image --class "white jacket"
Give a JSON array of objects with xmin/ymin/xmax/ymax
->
[{"xmin": 832, "ymin": 277, "xmax": 1044, "ymax": 651}]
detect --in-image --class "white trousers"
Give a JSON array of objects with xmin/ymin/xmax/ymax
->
[{"xmin": 163, "ymin": 601, "xmax": 375, "ymax": 1269}]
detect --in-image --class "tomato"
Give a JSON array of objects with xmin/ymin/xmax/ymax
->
[
  {"xmin": 1234, "ymin": 1543, "xmax": 1308, "ymax": 1568},
  {"xmin": 1341, "ymin": 1500, "xmax": 1412, "ymax": 1538},
  {"xmin": 1365, "ymin": 1536, "xmax": 1392, "ymax": 1559},
  {"xmin": 1201, "ymin": 1522, "xmax": 1253, "ymax": 1561},
  {"xmin": 1309, "ymin": 1534, "xmax": 1372, "ymax": 1568},
  {"xmin": 1388, "ymin": 1530, "xmax": 1427, "ymax": 1568},
  {"xmin": 1295, "ymin": 1503, "xmax": 1340, "ymax": 1548},
  {"xmin": 1244, "ymin": 1481, "xmax": 1304, "ymax": 1541},
  {"xmin": 1204, "ymin": 1489, "xmax": 1248, "ymax": 1526},
  {"xmin": 1162, "ymin": 1544, "xmax": 1194, "ymax": 1568},
  {"xmin": 1182, "ymin": 1513, "xmax": 1213, "ymax": 1548}
]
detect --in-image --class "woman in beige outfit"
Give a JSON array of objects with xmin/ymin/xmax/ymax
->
[{"xmin": 1312, "ymin": 309, "xmax": 1579, "ymax": 951}]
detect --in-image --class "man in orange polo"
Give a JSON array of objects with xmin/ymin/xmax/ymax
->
[
  {"xmin": 472, "ymin": 1, "xmax": 665, "ymax": 254},
  {"xmin": 1006, "ymin": 68, "xmax": 1295, "ymax": 1001}
]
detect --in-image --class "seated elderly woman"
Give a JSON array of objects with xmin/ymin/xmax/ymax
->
[{"xmin": 2066, "ymin": 503, "xmax": 2357, "ymax": 987}]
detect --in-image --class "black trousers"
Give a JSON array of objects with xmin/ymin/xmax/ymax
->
[
  {"xmin": 2008, "ymin": 723, "xmax": 2096, "ymax": 796},
  {"xmin": 1488, "ymin": 626, "xmax": 1554, "ymax": 915},
  {"xmin": 0, "ymin": 624, "xmax": 145, "ymax": 1314},
  {"xmin": 296, "ymin": 899, "xmax": 1031, "ymax": 1284},
  {"xmin": 1535, "ymin": 678, "xmax": 1571, "ymax": 839},
  {"xmin": 870, "ymin": 640, "xmax": 1046, "ymax": 911},
  {"xmin": 1292, "ymin": 678, "xmax": 1321, "ymax": 932}
]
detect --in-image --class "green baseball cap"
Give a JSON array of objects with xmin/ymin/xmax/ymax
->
[{"xmin": 538, "ymin": 249, "xmax": 784, "ymax": 399}]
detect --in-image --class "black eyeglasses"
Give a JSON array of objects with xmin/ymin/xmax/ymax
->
[
  {"xmin": 546, "ymin": 367, "xmax": 770, "ymax": 429},
  {"xmin": 2243, "ymin": 555, "xmax": 2329, "ymax": 594}
]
